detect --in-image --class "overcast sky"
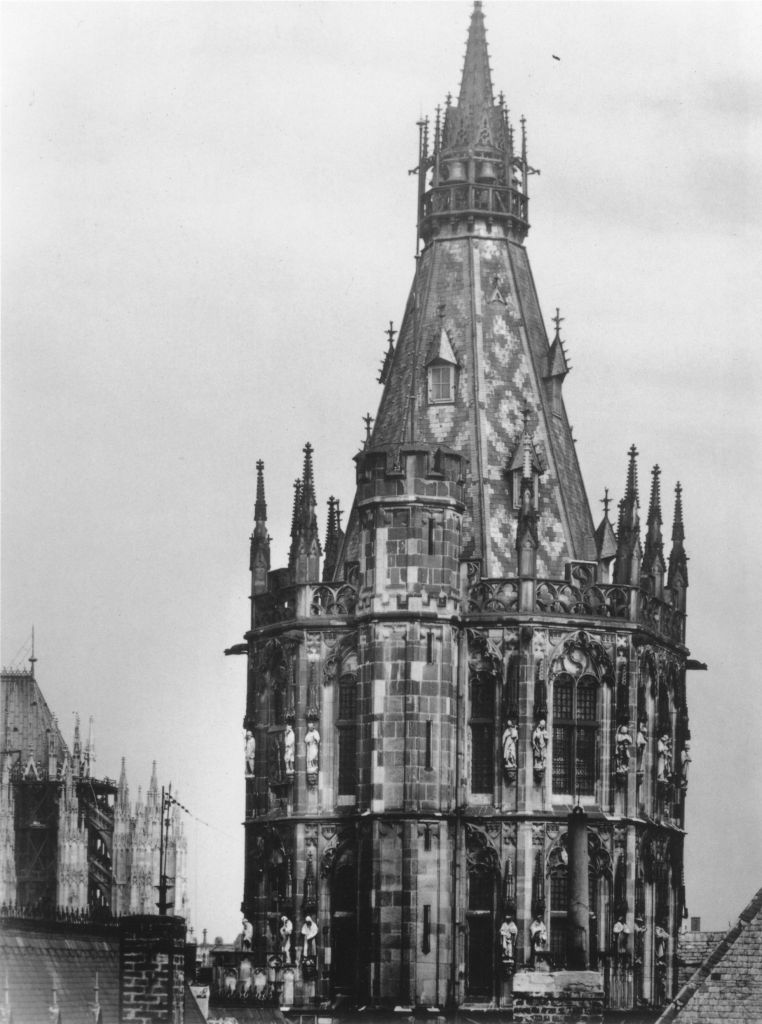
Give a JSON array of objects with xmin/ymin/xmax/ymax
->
[{"xmin": 3, "ymin": 1, "xmax": 761, "ymax": 941}]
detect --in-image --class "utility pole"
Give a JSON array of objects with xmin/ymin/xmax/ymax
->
[{"xmin": 155, "ymin": 784, "xmax": 175, "ymax": 915}]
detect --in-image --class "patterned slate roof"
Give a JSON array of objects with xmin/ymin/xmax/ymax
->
[
  {"xmin": 354, "ymin": 233, "xmax": 596, "ymax": 578},
  {"xmin": 656, "ymin": 887, "xmax": 762, "ymax": 1024},
  {"xmin": 0, "ymin": 924, "xmax": 119, "ymax": 1023}
]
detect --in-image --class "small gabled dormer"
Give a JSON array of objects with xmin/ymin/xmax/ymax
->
[{"xmin": 426, "ymin": 327, "xmax": 459, "ymax": 405}]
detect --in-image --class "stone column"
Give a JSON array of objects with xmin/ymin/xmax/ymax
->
[{"xmin": 567, "ymin": 807, "xmax": 589, "ymax": 971}]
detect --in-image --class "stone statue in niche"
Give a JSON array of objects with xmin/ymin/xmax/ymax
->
[
  {"xmin": 502, "ymin": 720, "xmax": 518, "ymax": 773},
  {"xmin": 241, "ymin": 917, "xmax": 253, "ymax": 951},
  {"xmin": 280, "ymin": 915, "xmax": 293, "ymax": 962},
  {"xmin": 657, "ymin": 734, "xmax": 672, "ymax": 782},
  {"xmin": 655, "ymin": 923, "xmax": 670, "ymax": 962},
  {"xmin": 636, "ymin": 719, "xmax": 648, "ymax": 769},
  {"xmin": 283, "ymin": 724, "xmax": 295, "ymax": 777},
  {"xmin": 680, "ymin": 742, "xmax": 691, "ymax": 790},
  {"xmin": 244, "ymin": 731, "xmax": 256, "ymax": 778},
  {"xmin": 301, "ymin": 915, "xmax": 318, "ymax": 957},
  {"xmin": 305, "ymin": 721, "xmax": 320, "ymax": 781},
  {"xmin": 615, "ymin": 723, "xmax": 633, "ymax": 777},
  {"xmin": 499, "ymin": 914, "xmax": 518, "ymax": 961},
  {"xmin": 613, "ymin": 915, "xmax": 630, "ymax": 957},
  {"xmin": 529, "ymin": 914, "xmax": 548, "ymax": 967},
  {"xmin": 532, "ymin": 720, "xmax": 549, "ymax": 776}
]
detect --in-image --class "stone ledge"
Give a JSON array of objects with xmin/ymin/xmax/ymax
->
[{"xmin": 512, "ymin": 970, "xmax": 604, "ymax": 998}]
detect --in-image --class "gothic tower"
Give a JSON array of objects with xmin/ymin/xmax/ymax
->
[{"xmin": 234, "ymin": 4, "xmax": 694, "ymax": 1013}]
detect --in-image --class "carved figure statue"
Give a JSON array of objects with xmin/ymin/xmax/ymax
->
[
  {"xmin": 301, "ymin": 915, "xmax": 318, "ymax": 957},
  {"xmin": 615, "ymin": 724, "xmax": 633, "ymax": 776},
  {"xmin": 680, "ymin": 741, "xmax": 691, "ymax": 790},
  {"xmin": 502, "ymin": 721, "xmax": 518, "ymax": 772},
  {"xmin": 280, "ymin": 915, "xmax": 293, "ymax": 962},
  {"xmin": 656, "ymin": 734, "xmax": 672, "ymax": 782},
  {"xmin": 244, "ymin": 731, "xmax": 256, "ymax": 778},
  {"xmin": 241, "ymin": 917, "xmax": 253, "ymax": 951},
  {"xmin": 283, "ymin": 725, "xmax": 295, "ymax": 776},
  {"xmin": 613, "ymin": 915, "xmax": 630, "ymax": 955},
  {"xmin": 532, "ymin": 720, "xmax": 549, "ymax": 774},
  {"xmin": 529, "ymin": 914, "xmax": 548, "ymax": 965},
  {"xmin": 499, "ymin": 914, "xmax": 518, "ymax": 959},
  {"xmin": 636, "ymin": 719, "xmax": 648, "ymax": 767},
  {"xmin": 655, "ymin": 924, "xmax": 669, "ymax": 961},
  {"xmin": 305, "ymin": 722, "xmax": 320, "ymax": 775},
  {"xmin": 633, "ymin": 915, "xmax": 645, "ymax": 965}
]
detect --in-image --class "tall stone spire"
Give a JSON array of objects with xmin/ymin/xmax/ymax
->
[{"xmin": 250, "ymin": 460, "xmax": 270, "ymax": 596}]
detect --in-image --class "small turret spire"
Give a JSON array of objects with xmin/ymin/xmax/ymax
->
[
  {"xmin": 117, "ymin": 756, "xmax": 129, "ymax": 805},
  {"xmin": 84, "ymin": 715, "xmax": 95, "ymax": 777},
  {"xmin": 323, "ymin": 497, "xmax": 341, "ymax": 582},
  {"xmin": 668, "ymin": 482, "xmax": 689, "ymax": 598},
  {"xmin": 250, "ymin": 460, "xmax": 271, "ymax": 596},
  {"xmin": 72, "ymin": 713, "xmax": 82, "ymax": 771},
  {"xmin": 291, "ymin": 444, "xmax": 322, "ymax": 582},
  {"xmin": 614, "ymin": 445, "xmax": 642, "ymax": 585},
  {"xmin": 641, "ymin": 465, "xmax": 666, "ymax": 595},
  {"xmin": 254, "ymin": 460, "xmax": 267, "ymax": 532}
]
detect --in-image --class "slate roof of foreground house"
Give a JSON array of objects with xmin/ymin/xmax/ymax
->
[{"xmin": 656, "ymin": 887, "xmax": 762, "ymax": 1024}]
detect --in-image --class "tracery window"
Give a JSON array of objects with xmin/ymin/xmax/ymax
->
[
  {"xmin": 337, "ymin": 675, "xmax": 357, "ymax": 796},
  {"xmin": 552, "ymin": 673, "xmax": 598, "ymax": 795},
  {"xmin": 470, "ymin": 670, "xmax": 495, "ymax": 794}
]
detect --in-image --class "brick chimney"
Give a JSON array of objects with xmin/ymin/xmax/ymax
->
[{"xmin": 120, "ymin": 915, "xmax": 186, "ymax": 1023}]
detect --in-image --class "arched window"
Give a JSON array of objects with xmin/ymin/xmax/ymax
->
[
  {"xmin": 470, "ymin": 670, "xmax": 496, "ymax": 794},
  {"xmin": 552, "ymin": 673, "xmax": 598, "ymax": 795}
]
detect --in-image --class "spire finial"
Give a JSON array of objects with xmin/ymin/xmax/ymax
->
[
  {"xmin": 385, "ymin": 321, "xmax": 397, "ymax": 346},
  {"xmin": 363, "ymin": 413, "xmax": 374, "ymax": 448},
  {"xmin": 522, "ymin": 405, "xmax": 530, "ymax": 430},
  {"xmin": 552, "ymin": 308, "xmax": 564, "ymax": 340},
  {"xmin": 601, "ymin": 488, "xmax": 611, "ymax": 518}
]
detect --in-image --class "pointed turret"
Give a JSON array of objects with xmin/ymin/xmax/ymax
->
[
  {"xmin": 250, "ymin": 460, "xmax": 270, "ymax": 596},
  {"xmin": 292, "ymin": 443, "xmax": 322, "ymax": 583},
  {"xmin": 117, "ymin": 757, "xmax": 129, "ymax": 810},
  {"xmin": 594, "ymin": 489, "xmax": 618, "ymax": 582},
  {"xmin": 668, "ymin": 482, "xmax": 688, "ymax": 612},
  {"xmin": 642, "ymin": 465, "xmax": 666, "ymax": 596},
  {"xmin": 614, "ymin": 445, "xmax": 642, "ymax": 586}
]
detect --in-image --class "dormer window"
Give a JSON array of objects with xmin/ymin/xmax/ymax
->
[
  {"xmin": 426, "ymin": 327, "xmax": 459, "ymax": 405},
  {"xmin": 429, "ymin": 362, "xmax": 456, "ymax": 403}
]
